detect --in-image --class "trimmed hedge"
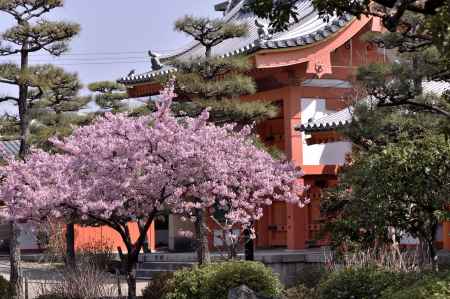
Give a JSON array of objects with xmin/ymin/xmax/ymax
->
[{"xmin": 165, "ymin": 261, "xmax": 283, "ymax": 299}]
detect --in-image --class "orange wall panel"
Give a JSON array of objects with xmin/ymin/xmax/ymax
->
[{"xmin": 75, "ymin": 222, "xmax": 155, "ymax": 253}]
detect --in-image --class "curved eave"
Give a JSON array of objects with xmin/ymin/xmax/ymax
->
[
  {"xmin": 259, "ymin": 14, "xmax": 353, "ymax": 50},
  {"xmin": 297, "ymin": 120, "xmax": 351, "ymax": 133},
  {"xmin": 117, "ymin": 67, "xmax": 177, "ymax": 85},
  {"xmin": 118, "ymin": 15, "xmax": 354, "ymax": 86}
]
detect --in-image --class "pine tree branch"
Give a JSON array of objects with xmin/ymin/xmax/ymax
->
[
  {"xmin": 28, "ymin": 86, "xmax": 43, "ymax": 100},
  {"xmin": 23, "ymin": 5, "xmax": 53, "ymax": 21},
  {"xmin": 375, "ymin": 0, "xmax": 444, "ymax": 15},
  {"xmin": 378, "ymin": 99, "xmax": 450, "ymax": 118},
  {"xmin": 0, "ymin": 47, "xmax": 21, "ymax": 56}
]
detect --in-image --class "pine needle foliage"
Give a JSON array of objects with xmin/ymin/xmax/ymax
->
[
  {"xmin": 88, "ymin": 81, "xmax": 128, "ymax": 112},
  {"xmin": 171, "ymin": 16, "xmax": 279, "ymax": 125}
]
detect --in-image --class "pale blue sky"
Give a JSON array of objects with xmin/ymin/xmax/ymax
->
[{"xmin": 0, "ymin": 0, "xmax": 219, "ymax": 113}]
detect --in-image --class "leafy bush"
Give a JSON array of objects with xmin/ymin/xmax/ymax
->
[
  {"xmin": 0, "ymin": 275, "xmax": 10, "ymax": 299},
  {"xmin": 284, "ymin": 284, "xmax": 318, "ymax": 299},
  {"xmin": 294, "ymin": 264, "xmax": 328, "ymax": 288},
  {"xmin": 382, "ymin": 272, "xmax": 450, "ymax": 299},
  {"xmin": 142, "ymin": 272, "xmax": 174, "ymax": 299},
  {"xmin": 165, "ymin": 261, "xmax": 283, "ymax": 299},
  {"xmin": 319, "ymin": 267, "xmax": 411, "ymax": 299}
]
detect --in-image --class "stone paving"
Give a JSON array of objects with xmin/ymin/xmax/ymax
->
[{"xmin": 0, "ymin": 258, "xmax": 150, "ymax": 298}]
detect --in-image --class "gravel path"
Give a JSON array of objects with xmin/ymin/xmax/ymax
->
[{"xmin": 0, "ymin": 259, "xmax": 150, "ymax": 298}]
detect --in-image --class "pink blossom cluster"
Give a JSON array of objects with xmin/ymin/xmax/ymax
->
[{"xmin": 0, "ymin": 82, "xmax": 305, "ymax": 229}]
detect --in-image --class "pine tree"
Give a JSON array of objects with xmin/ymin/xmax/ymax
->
[
  {"xmin": 0, "ymin": 1, "xmax": 79, "ymax": 296},
  {"xmin": 27, "ymin": 65, "xmax": 91, "ymax": 151},
  {"xmin": 88, "ymin": 81, "xmax": 128, "ymax": 112},
  {"xmin": 170, "ymin": 15, "xmax": 279, "ymax": 264},
  {"xmin": 172, "ymin": 16, "xmax": 278, "ymax": 125}
]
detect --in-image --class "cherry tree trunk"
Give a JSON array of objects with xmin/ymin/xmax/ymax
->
[
  {"xmin": 244, "ymin": 228, "xmax": 254, "ymax": 261},
  {"xmin": 9, "ymin": 221, "xmax": 22, "ymax": 299},
  {"xmin": 65, "ymin": 223, "xmax": 76, "ymax": 268},
  {"xmin": 195, "ymin": 209, "xmax": 210, "ymax": 265},
  {"xmin": 123, "ymin": 255, "xmax": 138, "ymax": 299}
]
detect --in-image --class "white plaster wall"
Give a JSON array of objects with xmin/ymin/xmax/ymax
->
[{"xmin": 301, "ymin": 98, "xmax": 352, "ymax": 165}]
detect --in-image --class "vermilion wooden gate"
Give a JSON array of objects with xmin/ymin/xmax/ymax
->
[{"xmin": 267, "ymin": 202, "xmax": 288, "ymax": 247}]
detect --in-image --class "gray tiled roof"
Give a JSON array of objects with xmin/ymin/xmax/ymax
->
[
  {"xmin": 0, "ymin": 140, "xmax": 20, "ymax": 157},
  {"xmin": 118, "ymin": 0, "xmax": 352, "ymax": 85},
  {"xmin": 298, "ymin": 81, "xmax": 450, "ymax": 132},
  {"xmin": 298, "ymin": 107, "xmax": 353, "ymax": 132}
]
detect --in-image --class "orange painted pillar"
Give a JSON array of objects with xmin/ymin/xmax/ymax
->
[{"xmin": 284, "ymin": 86, "xmax": 309, "ymax": 249}]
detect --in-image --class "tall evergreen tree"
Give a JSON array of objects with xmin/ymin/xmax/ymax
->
[
  {"xmin": 0, "ymin": 1, "xmax": 79, "ymax": 296},
  {"xmin": 170, "ymin": 15, "xmax": 279, "ymax": 264},
  {"xmin": 173, "ymin": 15, "xmax": 278, "ymax": 125}
]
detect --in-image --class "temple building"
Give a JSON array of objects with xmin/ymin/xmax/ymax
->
[
  {"xmin": 297, "ymin": 80, "xmax": 450, "ymax": 251},
  {"xmin": 110, "ymin": 0, "xmax": 387, "ymax": 251}
]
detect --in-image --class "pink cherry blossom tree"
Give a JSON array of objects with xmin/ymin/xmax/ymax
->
[{"xmin": 0, "ymin": 83, "xmax": 305, "ymax": 299}]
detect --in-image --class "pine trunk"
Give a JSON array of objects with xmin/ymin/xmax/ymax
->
[
  {"xmin": 65, "ymin": 223, "xmax": 76, "ymax": 268},
  {"xmin": 9, "ymin": 221, "xmax": 22, "ymax": 299},
  {"xmin": 195, "ymin": 209, "xmax": 210, "ymax": 265},
  {"xmin": 9, "ymin": 46, "xmax": 30, "ymax": 299}
]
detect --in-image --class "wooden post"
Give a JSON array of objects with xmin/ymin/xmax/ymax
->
[
  {"xmin": 116, "ymin": 269, "xmax": 122, "ymax": 297},
  {"xmin": 24, "ymin": 274, "xmax": 28, "ymax": 299}
]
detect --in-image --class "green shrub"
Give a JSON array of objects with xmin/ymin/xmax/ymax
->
[
  {"xmin": 284, "ymin": 284, "xmax": 319, "ymax": 299},
  {"xmin": 165, "ymin": 261, "xmax": 283, "ymax": 299},
  {"xmin": 0, "ymin": 275, "xmax": 9, "ymax": 299},
  {"xmin": 382, "ymin": 272, "xmax": 450, "ymax": 299},
  {"xmin": 142, "ymin": 272, "xmax": 174, "ymax": 299},
  {"xmin": 294, "ymin": 264, "xmax": 328, "ymax": 288},
  {"xmin": 319, "ymin": 267, "xmax": 410, "ymax": 299}
]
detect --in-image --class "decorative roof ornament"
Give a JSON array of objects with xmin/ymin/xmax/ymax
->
[
  {"xmin": 148, "ymin": 50, "xmax": 163, "ymax": 71},
  {"xmin": 255, "ymin": 19, "xmax": 272, "ymax": 40},
  {"xmin": 127, "ymin": 69, "xmax": 135, "ymax": 77}
]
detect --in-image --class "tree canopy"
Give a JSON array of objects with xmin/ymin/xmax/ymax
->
[{"xmin": 0, "ymin": 82, "xmax": 304, "ymax": 298}]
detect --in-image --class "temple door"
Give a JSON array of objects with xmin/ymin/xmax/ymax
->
[
  {"xmin": 268, "ymin": 202, "xmax": 288, "ymax": 247},
  {"xmin": 307, "ymin": 181, "xmax": 332, "ymax": 247}
]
